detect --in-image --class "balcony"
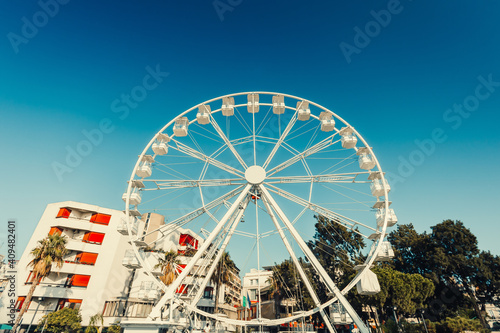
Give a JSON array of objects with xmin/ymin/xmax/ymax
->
[
  {"xmin": 50, "ymin": 261, "xmax": 94, "ymax": 275},
  {"xmin": 30, "ymin": 284, "xmax": 87, "ymax": 299},
  {"xmin": 66, "ymin": 239, "xmax": 102, "ymax": 252}
]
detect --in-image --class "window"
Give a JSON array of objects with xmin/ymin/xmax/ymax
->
[
  {"xmin": 70, "ymin": 275, "xmax": 90, "ymax": 287},
  {"xmin": 49, "ymin": 227, "xmax": 63, "ymax": 236},
  {"xmin": 15, "ymin": 297, "xmax": 27, "ymax": 311},
  {"xmin": 25, "ymin": 272, "xmax": 39, "ymax": 285},
  {"xmin": 83, "ymin": 232, "xmax": 105, "ymax": 244},
  {"xmin": 56, "ymin": 208, "xmax": 72, "ymax": 218},
  {"xmin": 179, "ymin": 234, "xmax": 198, "ymax": 249},
  {"xmin": 176, "ymin": 284, "xmax": 188, "ymax": 294},
  {"xmin": 90, "ymin": 213, "xmax": 111, "ymax": 225},
  {"xmin": 76, "ymin": 252, "xmax": 98, "ymax": 265},
  {"xmin": 56, "ymin": 299, "xmax": 82, "ymax": 311},
  {"xmin": 203, "ymin": 287, "xmax": 213, "ymax": 299}
]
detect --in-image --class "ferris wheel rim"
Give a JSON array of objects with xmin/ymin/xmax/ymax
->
[{"xmin": 122, "ymin": 91, "xmax": 393, "ymax": 327}]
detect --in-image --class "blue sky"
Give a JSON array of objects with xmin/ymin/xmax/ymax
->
[{"xmin": 1, "ymin": 1, "xmax": 499, "ymax": 265}]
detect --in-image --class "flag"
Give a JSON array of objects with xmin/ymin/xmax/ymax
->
[{"xmin": 245, "ymin": 292, "xmax": 251, "ymax": 309}]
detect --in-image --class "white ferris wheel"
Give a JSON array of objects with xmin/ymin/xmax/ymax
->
[{"xmin": 121, "ymin": 92, "xmax": 397, "ymax": 333}]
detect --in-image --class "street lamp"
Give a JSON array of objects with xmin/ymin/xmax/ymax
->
[
  {"xmin": 26, "ymin": 297, "xmax": 45, "ymax": 333},
  {"xmin": 392, "ymin": 306, "xmax": 402, "ymax": 333},
  {"xmin": 420, "ymin": 310, "xmax": 429, "ymax": 333}
]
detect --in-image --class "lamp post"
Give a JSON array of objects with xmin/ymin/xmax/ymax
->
[
  {"xmin": 26, "ymin": 297, "xmax": 44, "ymax": 333},
  {"xmin": 392, "ymin": 307, "xmax": 402, "ymax": 333},
  {"xmin": 420, "ymin": 310, "xmax": 429, "ymax": 333}
]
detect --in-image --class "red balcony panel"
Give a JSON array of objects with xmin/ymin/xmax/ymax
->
[{"xmin": 56, "ymin": 208, "xmax": 71, "ymax": 219}]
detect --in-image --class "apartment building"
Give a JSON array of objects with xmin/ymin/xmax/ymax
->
[
  {"xmin": 0, "ymin": 202, "xmax": 242, "ymax": 331},
  {"xmin": 0, "ymin": 201, "xmax": 132, "ymax": 330}
]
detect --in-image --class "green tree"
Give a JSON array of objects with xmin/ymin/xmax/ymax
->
[
  {"xmin": 36, "ymin": 307, "xmax": 82, "ymax": 333},
  {"xmin": 85, "ymin": 313, "xmax": 104, "ymax": 333},
  {"xmin": 12, "ymin": 233, "xmax": 68, "ymax": 332},
  {"xmin": 429, "ymin": 220, "xmax": 487, "ymax": 328},
  {"xmin": 106, "ymin": 324, "xmax": 121, "ymax": 333},
  {"xmin": 352, "ymin": 267, "xmax": 434, "ymax": 319},
  {"xmin": 389, "ymin": 220, "xmax": 500, "ymax": 327},
  {"xmin": 211, "ymin": 251, "xmax": 236, "ymax": 313},
  {"xmin": 155, "ymin": 250, "xmax": 181, "ymax": 286}
]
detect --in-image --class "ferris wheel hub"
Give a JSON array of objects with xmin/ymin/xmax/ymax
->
[{"xmin": 245, "ymin": 165, "xmax": 266, "ymax": 184}]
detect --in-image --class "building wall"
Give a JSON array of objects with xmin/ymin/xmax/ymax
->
[
  {"xmin": 0, "ymin": 201, "xmax": 132, "ymax": 328},
  {"xmin": 242, "ymin": 268, "xmax": 272, "ymax": 302},
  {"xmin": 0, "ymin": 201, "xmax": 243, "ymax": 329}
]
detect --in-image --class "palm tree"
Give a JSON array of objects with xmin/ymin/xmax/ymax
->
[
  {"xmin": 85, "ymin": 313, "xmax": 104, "ymax": 333},
  {"xmin": 155, "ymin": 250, "xmax": 181, "ymax": 286},
  {"xmin": 12, "ymin": 233, "xmax": 68, "ymax": 332},
  {"xmin": 211, "ymin": 251, "xmax": 236, "ymax": 313}
]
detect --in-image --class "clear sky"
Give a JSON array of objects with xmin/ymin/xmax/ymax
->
[{"xmin": 1, "ymin": 1, "xmax": 499, "ymax": 265}]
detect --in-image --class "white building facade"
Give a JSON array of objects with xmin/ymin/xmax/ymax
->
[{"xmin": 0, "ymin": 202, "xmax": 241, "ymax": 331}]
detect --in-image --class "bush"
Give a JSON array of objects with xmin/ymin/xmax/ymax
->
[
  {"xmin": 435, "ymin": 316, "xmax": 488, "ymax": 333},
  {"xmin": 36, "ymin": 308, "xmax": 82, "ymax": 333}
]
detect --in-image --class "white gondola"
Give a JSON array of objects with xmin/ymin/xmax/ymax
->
[
  {"xmin": 357, "ymin": 147, "xmax": 376, "ymax": 170},
  {"xmin": 173, "ymin": 117, "xmax": 189, "ymax": 137},
  {"xmin": 339, "ymin": 127, "xmax": 357, "ymax": 149},
  {"xmin": 330, "ymin": 302, "xmax": 353, "ymax": 324},
  {"xmin": 370, "ymin": 178, "xmax": 391, "ymax": 197},
  {"xmin": 222, "ymin": 96, "xmax": 235, "ymax": 116},
  {"xmin": 122, "ymin": 190, "xmax": 141, "ymax": 206},
  {"xmin": 152, "ymin": 133, "xmax": 170, "ymax": 155},
  {"xmin": 117, "ymin": 217, "xmax": 138, "ymax": 235},
  {"xmin": 272, "ymin": 94, "xmax": 285, "ymax": 114},
  {"xmin": 135, "ymin": 155, "xmax": 154, "ymax": 178},
  {"xmin": 247, "ymin": 93, "xmax": 259, "ymax": 113},
  {"xmin": 196, "ymin": 104, "xmax": 211, "ymax": 125},
  {"xmin": 376, "ymin": 208, "xmax": 398, "ymax": 227},
  {"xmin": 356, "ymin": 269, "xmax": 381, "ymax": 295},
  {"xmin": 375, "ymin": 241, "xmax": 395, "ymax": 262},
  {"xmin": 296, "ymin": 100, "xmax": 310, "ymax": 121},
  {"xmin": 152, "ymin": 142, "xmax": 168, "ymax": 155},
  {"xmin": 122, "ymin": 249, "xmax": 141, "ymax": 269},
  {"xmin": 319, "ymin": 111, "xmax": 335, "ymax": 132},
  {"xmin": 136, "ymin": 163, "xmax": 152, "ymax": 178}
]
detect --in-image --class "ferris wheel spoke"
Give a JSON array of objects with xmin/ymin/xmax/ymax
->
[
  {"xmin": 265, "ymin": 183, "xmax": 376, "ymax": 237},
  {"xmin": 265, "ymin": 171, "xmax": 371, "ymax": 185},
  {"xmin": 191, "ymin": 197, "xmax": 250, "ymax": 304},
  {"xmin": 262, "ymin": 111, "xmax": 298, "ymax": 169},
  {"xmin": 170, "ymin": 138, "xmax": 244, "ymax": 177},
  {"xmin": 258, "ymin": 184, "xmax": 369, "ymax": 329},
  {"xmin": 148, "ymin": 184, "xmax": 252, "ymax": 321},
  {"xmin": 260, "ymin": 193, "xmax": 337, "ymax": 333},
  {"xmin": 209, "ymin": 113, "xmax": 249, "ymax": 169},
  {"xmin": 136, "ymin": 186, "xmax": 244, "ymax": 245},
  {"xmin": 266, "ymin": 134, "xmax": 339, "ymax": 176},
  {"xmin": 140, "ymin": 178, "xmax": 245, "ymax": 190}
]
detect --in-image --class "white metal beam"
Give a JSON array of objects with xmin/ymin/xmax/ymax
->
[
  {"xmin": 148, "ymin": 184, "xmax": 252, "ymax": 321},
  {"xmin": 258, "ymin": 185, "xmax": 370, "ymax": 333},
  {"xmin": 260, "ymin": 194, "xmax": 338, "ymax": 333}
]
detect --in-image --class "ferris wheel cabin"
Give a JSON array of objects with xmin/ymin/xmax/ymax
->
[
  {"xmin": 339, "ymin": 126, "xmax": 358, "ymax": 149},
  {"xmin": 296, "ymin": 100, "xmax": 310, "ymax": 120},
  {"xmin": 196, "ymin": 105, "xmax": 211, "ymax": 125},
  {"xmin": 173, "ymin": 117, "xmax": 189, "ymax": 137}
]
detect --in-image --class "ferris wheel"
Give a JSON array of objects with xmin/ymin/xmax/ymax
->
[{"xmin": 121, "ymin": 92, "xmax": 397, "ymax": 333}]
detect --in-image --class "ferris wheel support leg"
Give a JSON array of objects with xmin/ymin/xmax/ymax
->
[
  {"xmin": 192, "ymin": 197, "xmax": 250, "ymax": 304},
  {"xmin": 148, "ymin": 184, "xmax": 252, "ymax": 321},
  {"xmin": 259, "ymin": 185, "xmax": 370, "ymax": 333},
  {"xmin": 260, "ymin": 195, "xmax": 338, "ymax": 333}
]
